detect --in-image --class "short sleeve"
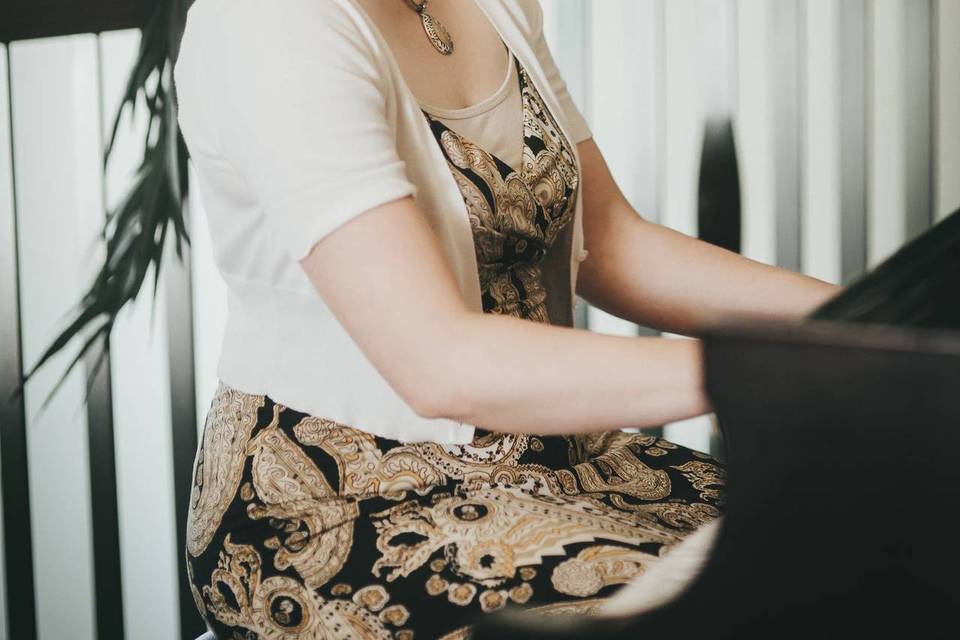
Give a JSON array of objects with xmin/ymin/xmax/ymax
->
[
  {"xmin": 525, "ymin": 1, "xmax": 593, "ymax": 145},
  {"xmin": 207, "ymin": 0, "xmax": 418, "ymax": 261}
]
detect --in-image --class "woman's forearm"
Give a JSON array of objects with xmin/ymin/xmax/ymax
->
[
  {"xmin": 420, "ymin": 311, "xmax": 712, "ymax": 435},
  {"xmin": 299, "ymin": 193, "xmax": 711, "ymax": 437},
  {"xmin": 576, "ymin": 212, "xmax": 841, "ymax": 337}
]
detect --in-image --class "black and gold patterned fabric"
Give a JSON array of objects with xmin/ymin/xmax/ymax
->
[
  {"xmin": 422, "ymin": 54, "xmax": 579, "ymax": 327},
  {"xmin": 185, "ymin": 53, "xmax": 725, "ymax": 639}
]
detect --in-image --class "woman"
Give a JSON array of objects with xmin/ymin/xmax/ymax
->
[{"xmin": 174, "ymin": 0, "xmax": 839, "ymax": 637}]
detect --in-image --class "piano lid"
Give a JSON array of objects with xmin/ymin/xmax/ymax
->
[{"xmin": 809, "ymin": 207, "xmax": 960, "ymax": 330}]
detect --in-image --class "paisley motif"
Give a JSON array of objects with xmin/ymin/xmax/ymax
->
[
  {"xmin": 186, "ymin": 382, "xmax": 265, "ymax": 557},
  {"xmin": 627, "ymin": 501, "xmax": 722, "ymax": 533},
  {"xmin": 423, "ymin": 53, "xmax": 579, "ymax": 323},
  {"xmin": 556, "ymin": 441, "xmax": 673, "ymax": 502},
  {"xmin": 244, "ymin": 405, "xmax": 359, "ymax": 589},
  {"xmin": 293, "ymin": 414, "xmax": 447, "ymax": 496},
  {"xmin": 550, "ymin": 544, "xmax": 658, "ymax": 597},
  {"xmin": 201, "ymin": 534, "xmax": 392, "ymax": 639},
  {"xmin": 369, "ymin": 485, "xmax": 680, "ymax": 586},
  {"xmin": 671, "ymin": 460, "xmax": 727, "ymax": 504},
  {"xmin": 405, "ymin": 432, "xmax": 530, "ymax": 483},
  {"xmin": 527, "ymin": 598, "xmax": 608, "ymax": 616}
]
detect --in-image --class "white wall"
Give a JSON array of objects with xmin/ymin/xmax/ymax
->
[
  {"xmin": 9, "ymin": 34, "xmax": 100, "ymax": 640},
  {"xmin": 803, "ymin": 0, "xmax": 843, "ymax": 284},
  {"xmin": 0, "ymin": 44, "xmax": 13, "ymax": 640},
  {"xmin": 99, "ymin": 30, "xmax": 181, "ymax": 640},
  {"xmin": 937, "ymin": 0, "xmax": 960, "ymax": 221}
]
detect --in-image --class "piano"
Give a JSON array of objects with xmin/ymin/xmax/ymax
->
[{"xmin": 471, "ymin": 208, "xmax": 960, "ymax": 639}]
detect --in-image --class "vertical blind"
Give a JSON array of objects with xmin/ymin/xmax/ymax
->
[{"xmin": 0, "ymin": 2, "xmax": 958, "ymax": 639}]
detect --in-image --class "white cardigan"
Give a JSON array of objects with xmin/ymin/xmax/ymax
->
[{"xmin": 173, "ymin": 0, "xmax": 593, "ymax": 444}]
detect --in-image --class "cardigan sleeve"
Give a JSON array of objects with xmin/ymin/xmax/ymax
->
[
  {"xmin": 525, "ymin": 0, "xmax": 593, "ymax": 145},
  {"xmin": 204, "ymin": 0, "xmax": 418, "ymax": 261}
]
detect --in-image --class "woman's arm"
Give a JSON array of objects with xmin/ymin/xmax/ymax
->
[
  {"xmin": 574, "ymin": 137, "xmax": 842, "ymax": 337},
  {"xmin": 300, "ymin": 195, "xmax": 711, "ymax": 436}
]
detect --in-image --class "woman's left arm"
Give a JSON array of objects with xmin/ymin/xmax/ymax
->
[{"xmin": 574, "ymin": 137, "xmax": 842, "ymax": 337}]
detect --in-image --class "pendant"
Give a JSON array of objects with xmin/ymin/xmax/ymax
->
[{"xmin": 421, "ymin": 12, "xmax": 454, "ymax": 55}]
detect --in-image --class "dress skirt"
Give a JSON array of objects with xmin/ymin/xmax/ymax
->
[{"xmin": 185, "ymin": 382, "xmax": 726, "ymax": 639}]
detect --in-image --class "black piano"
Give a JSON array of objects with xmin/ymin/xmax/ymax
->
[{"xmin": 472, "ymin": 209, "xmax": 960, "ymax": 639}]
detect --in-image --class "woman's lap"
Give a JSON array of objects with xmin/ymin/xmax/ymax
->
[{"xmin": 186, "ymin": 384, "xmax": 725, "ymax": 638}]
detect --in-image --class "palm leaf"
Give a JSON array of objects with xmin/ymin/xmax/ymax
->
[{"xmin": 8, "ymin": 0, "xmax": 193, "ymax": 411}]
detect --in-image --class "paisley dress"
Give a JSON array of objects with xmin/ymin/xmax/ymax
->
[{"xmin": 185, "ymin": 53, "xmax": 726, "ymax": 640}]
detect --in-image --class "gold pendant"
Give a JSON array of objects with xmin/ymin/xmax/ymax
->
[{"xmin": 421, "ymin": 12, "xmax": 454, "ymax": 55}]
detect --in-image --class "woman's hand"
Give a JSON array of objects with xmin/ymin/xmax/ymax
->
[
  {"xmin": 574, "ymin": 137, "xmax": 842, "ymax": 337},
  {"xmin": 298, "ymin": 194, "xmax": 712, "ymax": 435}
]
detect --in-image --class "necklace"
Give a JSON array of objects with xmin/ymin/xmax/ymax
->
[{"xmin": 402, "ymin": 0, "xmax": 454, "ymax": 55}]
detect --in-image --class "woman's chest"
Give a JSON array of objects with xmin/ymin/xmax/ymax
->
[
  {"xmin": 421, "ymin": 55, "xmax": 581, "ymax": 326},
  {"xmin": 355, "ymin": 0, "xmax": 590, "ymax": 323},
  {"xmin": 352, "ymin": 0, "xmax": 511, "ymax": 112}
]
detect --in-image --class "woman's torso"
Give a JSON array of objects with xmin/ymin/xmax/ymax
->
[
  {"xmin": 174, "ymin": 0, "xmax": 587, "ymax": 443},
  {"xmin": 357, "ymin": 0, "xmax": 580, "ymax": 325}
]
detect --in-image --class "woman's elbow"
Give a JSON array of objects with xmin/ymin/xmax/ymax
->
[
  {"xmin": 390, "ymin": 347, "xmax": 474, "ymax": 421},
  {"xmin": 408, "ymin": 390, "xmax": 449, "ymax": 420},
  {"xmin": 404, "ymin": 371, "xmax": 473, "ymax": 421}
]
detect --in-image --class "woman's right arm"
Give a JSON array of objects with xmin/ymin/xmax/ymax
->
[
  {"xmin": 187, "ymin": 1, "xmax": 710, "ymax": 436},
  {"xmin": 299, "ymin": 194, "xmax": 712, "ymax": 436}
]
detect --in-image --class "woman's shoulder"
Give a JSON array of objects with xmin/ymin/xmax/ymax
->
[
  {"xmin": 187, "ymin": 0, "xmax": 358, "ymax": 23},
  {"xmin": 177, "ymin": 0, "xmax": 392, "ymax": 117},
  {"xmin": 182, "ymin": 0, "xmax": 377, "ymax": 60}
]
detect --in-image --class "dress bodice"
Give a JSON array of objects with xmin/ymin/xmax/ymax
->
[{"xmin": 421, "ymin": 53, "xmax": 581, "ymax": 327}]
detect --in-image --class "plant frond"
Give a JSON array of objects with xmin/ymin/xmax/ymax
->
[{"xmin": 17, "ymin": 0, "xmax": 194, "ymax": 415}]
